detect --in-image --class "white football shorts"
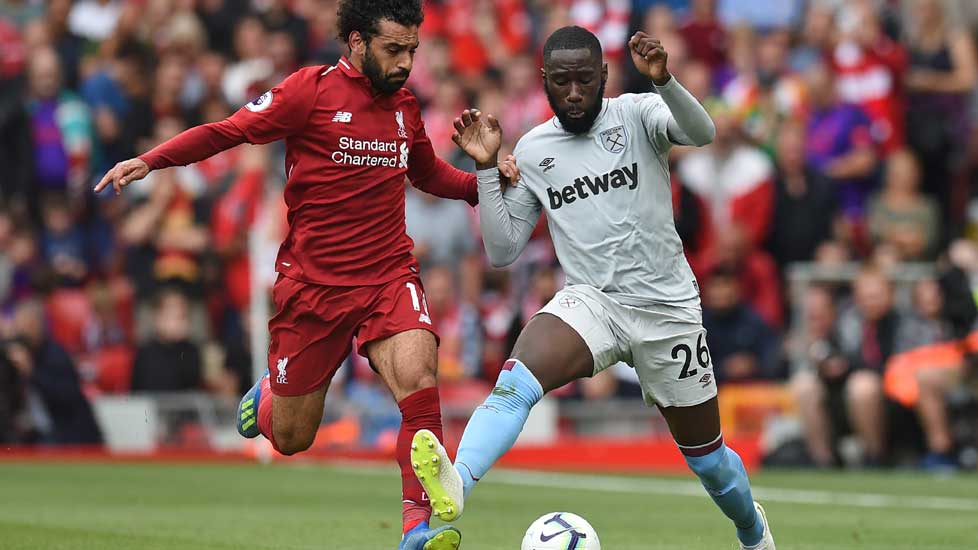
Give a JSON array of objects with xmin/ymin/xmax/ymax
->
[{"xmin": 537, "ymin": 284, "xmax": 718, "ymax": 408}]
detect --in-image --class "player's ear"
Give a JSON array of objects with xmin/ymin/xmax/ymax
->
[
  {"xmin": 602, "ymin": 63, "xmax": 609, "ymax": 83},
  {"xmin": 349, "ymin": 31, "xmax": 367, "ymax": 57}
]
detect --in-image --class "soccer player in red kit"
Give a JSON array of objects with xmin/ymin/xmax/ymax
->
[{"xmin": 94, "ymin": 2, "xmax": 516, "ymax": 549}]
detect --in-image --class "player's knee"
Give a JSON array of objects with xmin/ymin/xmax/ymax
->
[
  {"xmin": 274, "ymin": 424, "xmax": 316, "ymax": 456},
  {"xmin": 400, "ymin": 371, "xmax": 437, "ymax": 396}
]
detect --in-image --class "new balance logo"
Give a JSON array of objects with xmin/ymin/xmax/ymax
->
[
  {"xmin": 276, "ymin": 357, "xmax": 289, "ymax": 384},
  {"xmin": 547, "ymin": 162, "xmax": 639, "ymax": 209},
  {"xmin": 332, "ymin": 111, "xmax": 353, "ymax": 123}
]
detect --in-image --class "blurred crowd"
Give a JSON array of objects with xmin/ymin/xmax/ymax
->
[{"xmin": 2, "ymin": 0, "xmax": 978, "ymax": 469}]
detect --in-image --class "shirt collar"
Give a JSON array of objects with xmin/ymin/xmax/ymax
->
[{"xmin": 335, "ymin": 55, "xmax": 391, "ymax": 98}]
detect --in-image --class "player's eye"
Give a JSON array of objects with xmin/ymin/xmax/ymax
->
[
  {"xmin": 579, "ymin": 78, "xmax": 592, "ymax": 84},
  {"xmin": 553, "ymin": 79, "xmax": 568, "ymax": 86}
]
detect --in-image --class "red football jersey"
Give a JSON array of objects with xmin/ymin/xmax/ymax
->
[
  {"xmin": 224, "ymin": 57, "xmax": 477, "ymax": 286},
  {"xmin": 140, "ymin": 58, "xmax": 478, "ymax": 287}
]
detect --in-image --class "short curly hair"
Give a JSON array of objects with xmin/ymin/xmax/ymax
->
[{"xmin": 336, "ymin": 0, "xmax": 424, "ymax": 44}]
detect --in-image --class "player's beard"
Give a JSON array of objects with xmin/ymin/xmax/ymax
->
[
  {"xmin": 363, "ymin": 47, "xmax": 409, "ymax": 95},
  {"xmin": 547, "ymin": 79, "xmax": 606, "ymax": 135}
]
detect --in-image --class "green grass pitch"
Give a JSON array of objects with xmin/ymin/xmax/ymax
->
[{"xmin": 1, "ymin": 461, "xmax": 977, "ymax": 549}]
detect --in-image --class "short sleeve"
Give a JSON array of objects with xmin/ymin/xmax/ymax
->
[{"xmin": 226, "ymin": 67, "xmax": 322, "ymax": 144}]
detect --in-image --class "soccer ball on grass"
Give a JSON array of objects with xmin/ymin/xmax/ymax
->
[{"xmin": 521, "ymin": 512, "xmax": 600, "ymax": 550}]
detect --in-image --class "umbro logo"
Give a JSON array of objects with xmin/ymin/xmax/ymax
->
[
  {"xmin": 699, "ymin": 373, "xmax": 713, "ymax": 388},
  {"xmin": 332, "ymin": 111, "xmax": 353, "ymax": 123},
  {"xmin": 539, "ymin": 157, "xmax": 556, "ymax": 173}
]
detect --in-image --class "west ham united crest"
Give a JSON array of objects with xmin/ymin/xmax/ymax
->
[{"xmin": 599, "ymin": 125, "xmax": 627, "ymax": 153}]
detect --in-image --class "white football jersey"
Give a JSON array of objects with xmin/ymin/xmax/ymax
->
[{"xmin": 505, "ymin": 93, "xmax": 699, "ymax": 306}]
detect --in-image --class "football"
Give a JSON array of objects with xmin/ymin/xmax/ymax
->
[{"xmin": 521, "ymin": 512, "xmax": 601, "ymax": 550}]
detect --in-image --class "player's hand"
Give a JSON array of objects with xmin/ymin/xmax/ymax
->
[
  {"xmin": 498, "ymin": 154, "xmax": 521, "ymax": 189},
  {"xmin": 94, "ymin": 158, "xmax": 150, "ymax": 195},
  {"xmin": 628, "ymin": 32, "xmax": 670, "ymax": 86},
  {"xmin": 452, "ymin": 109, "xmax": 502, "ymax": 170}
]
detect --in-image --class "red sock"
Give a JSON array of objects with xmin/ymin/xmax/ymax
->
[
  {"xmin": 256, "ymin": 376, "xmax": 281, "ymax": 453},
  {"xmin": 397, "ymin": 386, "xmax": 443, "ymax": 534}
]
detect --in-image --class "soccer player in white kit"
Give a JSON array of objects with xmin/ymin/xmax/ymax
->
[{"xmin": 411, "ymin": 26, "xmax": 775, "ymax": 550}]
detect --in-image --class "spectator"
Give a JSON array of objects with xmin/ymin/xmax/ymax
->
[
  {"xmin": 680, "ymin": 0, "xmax": 727, "ymax": 70},
  {"xmin": 701, "ymin": 267, "xmax": 781, "ymax": 382},
  {"xmin": 26, "ymin": 46, "xmax": 92, "ymax": 200},
  {"xmin": 788, "ymin": 1, "xmax": 834, "ymax": 74},
  {"xmin": 804, "ymin": 62, "xmax": 879, "ymax": 224},
  {"xmin": 39, "ymin": 192, "xmax": 88, "ymax": 286},
  {"xmin": 832, "ymin": 266, "xmax": 901, "ymax": 464},
  {"xmin": 405, "ymin": 186, "xmax": 479, "ymax": 269},
  {"xmin": 423, "ymin": 265, "xmax": 482, "ymax": 381},
  {"xmin": 903, "ymin": 0, "xmax": 977, "ymax": 217},
  {"xmin": 722, "ymin": 29, "xmax": 806, "ymax": 152},
  {"xmin": 768, "ymin": 120, "xmax": 838, "ymax": 267},
  {"xmin": 222, "ymin": 16, "xmax": 273, "ymax": 107},
  {"xmin": 678, "ymin": 103, "xmax": 775, "ymax": 260},
  {"xmin": 130, "ymin": 287, "xmax": 202, "ymax": 392},
  {"xmin": 259, "ymin": 0, "xmax": 309, "ymax": 63},
  {"xmin": 80, "ymin": 41, "xmax": 153, "ymax": 174},
  {"xmin": 2, "ymin": 299, "xmax": 102, "ymax": 444},
  {"xmin": 884, "ymin": 274, "xmax": 972, "ymax": 470},
  {"xmin": 867, "ymin": 149, "xmax": 940, "ymax": 260},
  {"xmin": 788, "ymin": 286, "xmax": 843, "ymax": 467},
  {"xmin": 44, "ymin": 0, "xmax": 83, "ymax": 90},
  {"xmin": 829, "ymin": 1, "xmax": 907, "ymax": 153},
  {"xmin": 707, "ymin": 223, "xmax": 783, "ymax": 328}
]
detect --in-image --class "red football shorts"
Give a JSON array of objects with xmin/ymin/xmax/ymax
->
[{"xmin": 267, "ymin": 272, "xmax": 437, "ymax": 396}]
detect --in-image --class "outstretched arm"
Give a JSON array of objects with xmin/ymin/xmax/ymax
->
[
  {"xmin": 94, "ymin": 120, "xmax": 247, "ymax": 195},
  {"xmin": 96, "ymin": 66, "xmax": 321, "ymax": 195},
  {"xmin": 452, "ymin": 109, "xmax": 541, "ymax": 267},
  {"xmin": 629, "ymin": 32, "xmax": 715, "ymax": 147}
]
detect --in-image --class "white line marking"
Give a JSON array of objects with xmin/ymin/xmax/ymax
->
[{"xmin": 320, "ymin": 464, "xmax": 978, "ymax": 512}]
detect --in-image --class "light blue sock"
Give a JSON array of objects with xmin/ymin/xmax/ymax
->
[
  {"xmin": 454, "ymin": 360, "xmax": 544, "ymax": 497},
  {"xmin": 684, "ymin": 441, "xmax": 763, "ymax": 547}
]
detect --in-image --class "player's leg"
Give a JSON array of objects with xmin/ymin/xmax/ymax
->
[
  {"xmin": 449, "ymin": 313, "xmax": 594, "ymax": 496},
  {"xmin": 789, "ymin": 369, "xmax": 835, "ymax": 467},
  {"xmin": 366, "ymin": 329, "xmax": 460, "ymax": 550},
  {"xmin": 658, "ymin": 399, "xmax": 771, "ymax": 549},
  {"xmin": 413, "ymin": 287, "xmax": 618, "ymax": 523},
  {"xmin": 633, "ymin": 308, "xmax": 772, "ymax": 550},
  {"xmin": 844, "ymin": 369, "xmax": 885, "ymax": 463},
  {"xmin": 358, "ymin": 274, "xmax": 461, "ymax": 550},
  {"xmin": 238, "ymin": 275, "xmax": 352, "ymax": 455}
]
